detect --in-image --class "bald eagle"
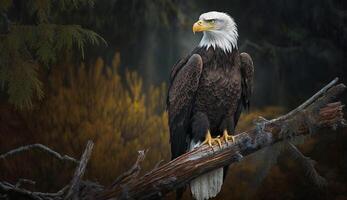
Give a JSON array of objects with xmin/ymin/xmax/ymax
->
[{"xmin": 167, "ymin": 11, "xmax": 254, "ymax": 200}]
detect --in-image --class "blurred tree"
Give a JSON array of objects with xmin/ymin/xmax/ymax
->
[
  {"xmin": 224, "ymin": 0, "xmax": 347, "ymax": 107},
  {"xmin": 0, "ymin": 0, "xmax": 106, "ymax": 109},
  {"xmin": 65, "ymin": 0, "xmax": 187, "ymax": 46},
  {"xmin": 9, "ymin": 53, "xmax": 170, "ymax": 187}
]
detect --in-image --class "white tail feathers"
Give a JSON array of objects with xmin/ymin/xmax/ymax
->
[
  {"xmin": 189, "ymin": 141, "xmax": 224, "ymax": 200},
  {"xmin": 190, "ymin": 168, "xmax": 224, "ymax": 200}
]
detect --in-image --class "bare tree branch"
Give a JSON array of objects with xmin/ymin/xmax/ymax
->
[
  {"xmin": 0, "ymin": 181, "xmax": 68, "ymax": 200},
  {"xmin": 65, "ymin": 141, "xmax": 94, "ymax": 200},
  {"xmin": 0, "ymin": 141, "xmax": 94, "ymax": 200},
  {"xmin": 110, "ymin": 150, "xmax": 147, "ymax": 189},
  {"xmin": 0, "ymin": 144, "xmax": 79, "ymax": 164},
  {"xmin": 272, "ymin": 77, "xmax": 339, "ymax": 122},
  {"xmin": 15, "ymin": 179, "xmax": 36, "ymax": 189}
]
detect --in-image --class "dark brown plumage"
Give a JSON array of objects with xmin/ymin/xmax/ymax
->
[{"xmin": 167, "ymin": 46, "xmax": 254, "ymax": 159}]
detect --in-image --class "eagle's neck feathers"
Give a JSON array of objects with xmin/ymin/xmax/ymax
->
[{"xmin": 199, "ymin": 24, "xmax": 238, "ymax": 53}]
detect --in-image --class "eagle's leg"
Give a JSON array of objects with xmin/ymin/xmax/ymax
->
[
  {"xmin": 202, "ymin": 130, "xmax": 222, "ymax": 147},
  {"xmin": 220, "ymin": 116, "xmax": 237, "ymax": 144},
  {"xmin": 222, "ymin": 130, "xmax": 236, "ymax": 143},
  {"xmin": 191, "ymin": 112, "xmax": 221, "ymax": 148}
]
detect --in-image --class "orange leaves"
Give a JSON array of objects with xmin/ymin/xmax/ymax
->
[{"xmin": 18, "ymin": 53, "xmax": 169, "ymax": 186}]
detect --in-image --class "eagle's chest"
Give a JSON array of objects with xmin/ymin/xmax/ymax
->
[{"xmin": 195, "ymin": 66, "xmax": 241, "ymax": 112}]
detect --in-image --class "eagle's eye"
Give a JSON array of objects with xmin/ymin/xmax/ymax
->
[{"xmin": 206, "ymin": 19, "xmax": 216, "ymax": 24}]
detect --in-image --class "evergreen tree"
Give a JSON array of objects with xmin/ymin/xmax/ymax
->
[{"xmin": 0, "ymin": 0, "xmax": 106, "ymax": 109}]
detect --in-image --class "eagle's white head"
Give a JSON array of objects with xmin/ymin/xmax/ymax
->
[{"xmin": 193, "ymin": 11, "xmax": 238, "ymax": 53}]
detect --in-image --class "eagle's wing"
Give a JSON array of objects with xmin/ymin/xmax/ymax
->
[
  {"xmin": 240, "ymin": 52, "xmax": 254, "ymax": 110},
  {"xmin": 167, "ymin": 54, "xmax": 203, "ymax": 159},
  {"xmin": 233, "ymin": 52, "xmax": 254, "ymax": 128}
]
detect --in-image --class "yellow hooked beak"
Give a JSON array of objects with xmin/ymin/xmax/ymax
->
[{"xmin": 193, "ymin": 20, "xmax": 214, "ymax": 33}]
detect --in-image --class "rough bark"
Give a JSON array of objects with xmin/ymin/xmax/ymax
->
[{"xmin": 0, "ymin": 78, "xmax": 346, "ymax": 200}]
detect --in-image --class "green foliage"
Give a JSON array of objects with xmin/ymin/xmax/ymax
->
[
  {"xmin": 66, "ymin": 0, "xmax": 186, "ymax": 47},
  {"xmin": 0, "ymin": 0, "xmax": 106, "ymax": 109},
  {"xmin": 6, "ymin": 60, "xmax": 44, "ymax": 109}
]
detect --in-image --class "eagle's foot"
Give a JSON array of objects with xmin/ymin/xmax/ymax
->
[
  {"xmin": 223, "ymin": 130, "xmax": 236, "ymax": 143},
  {"xmin": 202, "ymin": 131, "xmax": 222, "ymax": 148}
]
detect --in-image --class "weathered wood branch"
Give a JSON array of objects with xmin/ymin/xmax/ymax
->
[
  {"xmin": 0, "ymin": 141, "xmax": 94, "ymax": 200},
  {"xmin": 96, "ymin": 79, "xmax": 346, "ymax": 200},
  {"xmin": 14, "ymin": 178, "xmax": 36, "ymax": 189},
  {"xmin": 0, "ymin": 181, "xmax": 68, "ymax": 200},
  {"xmin": 0, "ymin": 79, "xmax": 346, "ymax": 200},
  {"xmin": 0, "ymin": 144, "xmax": 79, "ymax": 164},
  {"xmin": 65, "ymin": 141, "xmax": 94, "ymax": 200}
]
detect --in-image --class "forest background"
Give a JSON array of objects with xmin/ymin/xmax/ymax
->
[{"xmin": 0, "ymin": 0, "xmax": 346, "ymax": 199}]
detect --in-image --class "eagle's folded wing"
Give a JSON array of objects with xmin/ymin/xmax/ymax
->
[
  {"xmin": 167, "ymin": 54, "xmax": 203, "ymax": 159},
  {"xmin": 240, "ymin": 52, "xmax": 254, "ymax": 110}
]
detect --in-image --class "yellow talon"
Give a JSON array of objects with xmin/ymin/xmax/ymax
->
[
  {"xmin": 202, "ymin": 131, "xmax": 213, "ymax": 146},
  {"xmin": 215, "ymin": 136, "xmax": 222, "ymax": 147},
  {"xmin": 223, "ymin": 130, "xmax": 236, "ymax": 143},
  {"xmin": 202, "ymin": 130, "xmax": 222, "ymax": 148}
]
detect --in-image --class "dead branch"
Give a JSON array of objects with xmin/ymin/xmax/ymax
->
[
  {"xmin": 15, "ymin": 179, "xmax": 36, "ymax": 189},
  {"xmin": 65, "ymin": 141, "xmax": 94, "ymax": 200},
  {"xmin": 273, "ymin": 77, "xmax": 339, "ymax": 122},
  {"xmin": 97, "ymin": 79, "xmax": 346, "ymax": 200},
  {"xmin": 0, "ymin": 141, "xmax": 94, "ymax": 200},
  {"xmin": 0, "ymin": 144, "xmax": 79, "ymax": 164},
  {"xmin": 0, "ymin": 181, "xmax": 68, "ymax": 200},
  {"xmin": 110, "ymin": 150, "xmax": 147, "ymax": 188}
]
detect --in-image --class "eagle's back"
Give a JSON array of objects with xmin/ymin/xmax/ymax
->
[{"xmin": 192, "ymin": 47, "xmax": 242, "ymax": 136}]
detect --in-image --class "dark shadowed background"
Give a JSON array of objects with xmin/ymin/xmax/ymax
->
[{"xmin": 0, "ymin": 0, "xmax": 346, "ymax": 199}]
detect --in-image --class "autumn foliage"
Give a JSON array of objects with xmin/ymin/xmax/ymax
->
[{"xmin": 0, "ymin": 53, "xmax": 169, "ymax": 190}]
